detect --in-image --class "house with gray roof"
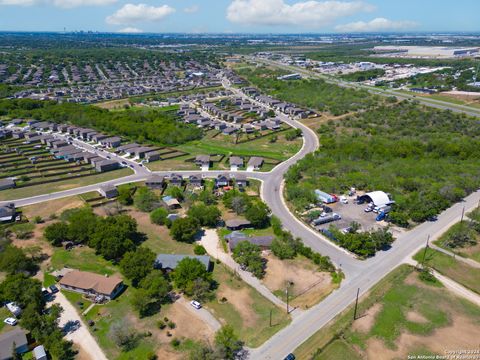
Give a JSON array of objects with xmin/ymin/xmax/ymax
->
[
  {"xmin": 225, "ymin": 231, "xmax": 274, "ymax": 251},
  {"xmin": 154, "ymin": 254, "xmax": 211, "ymax": 272},
  {"xmin": 0, "ymin": 328, "xmax": 28, "ymax": 360},
  {"xmin": 0, "ymin": 178, "xmax": 15, "ymax": 191},
  {"xmin": 95, "ymin": 159, "xmax": 119, "ymax": 172}
]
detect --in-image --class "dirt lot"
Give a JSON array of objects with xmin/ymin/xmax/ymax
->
[
  {"xmin": 263, "ymin": 254, "xmax": 335, "ymax": 309},
  {"xmin": 22, "ymin": 196, "xmax": 84, "ymax": 219}
]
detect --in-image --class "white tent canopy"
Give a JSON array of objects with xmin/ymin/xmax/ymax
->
[{"xmin": 362, "ymin": 191, "xmax": 391, "ymax": 207}]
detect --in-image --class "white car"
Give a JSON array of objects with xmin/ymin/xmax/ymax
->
[
  {"xmin": 4, "ymin": 317, "xmax": 17, "ymax": 326},
  {"xmin": 190, "ymin": 300, "xmax": 202, "ymax": 309}
]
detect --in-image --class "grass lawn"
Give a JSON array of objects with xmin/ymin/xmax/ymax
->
[
  {"xmin": 0, "ymin": 167, "xmax": 133, "ymax": 200},
  {"xmin": 21, "ymin": 196, "xmax": 85, "ymax": 219},
  {"xmin": 413, "ymin": 247, "xmax": 480, "ymax": 294},
  {"xmin": 177, "ymin": 131, "xmax": 302, "ymax": 162},
  {"xmin": 0, "ymin": 307, "xmax": 11, "ymax": 335},
  {"xmin": 205, "ymin": 264, "xmax": 291, "ymax": 347},
  {"xmin": 294, "ymin": 265, "xmax": 480, "ymax": 360},
  {"xmin": 50, "ymin": 247, "xmax": 117, "ymax": 276}
]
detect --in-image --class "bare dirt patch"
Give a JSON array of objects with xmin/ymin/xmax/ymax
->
[
  {"xmin": 406, "ymin": 311, "xmax": 428, "ymax": 324},
  {"xmin": 217, "ymin": 286, "xmax": 258, "ymax": 328},
  {"xmin": 365, "ymin": 316, "xmax": 480, "ymax": 360},
  {"xmin": 263, "ymin": 254, "xmax": 334, "ymax": 309},
  {"xmin": 352, "ymin": 303, "xmax": 383, "ymax": 334}
]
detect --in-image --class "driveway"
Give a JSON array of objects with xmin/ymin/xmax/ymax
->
[
  {"xmin": 199, "ymin": 229, "xmax": 290, "ymax": 310},
  {"xmin": 53, "ymin": 292, "xmax": 108, "ymax": 360},
  {"xmin": 176, "ymin": 296, "xmax": 221, "ymax": 332}
]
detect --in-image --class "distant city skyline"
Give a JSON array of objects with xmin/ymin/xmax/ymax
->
[{"xmin": 0, "ymin": 0, "xmax": 478, "ymax": 34}]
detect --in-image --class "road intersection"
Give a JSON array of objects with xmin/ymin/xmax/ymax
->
[{"xmin": 3, "ymin": 78, "xmax": 480, "ymax": 359}]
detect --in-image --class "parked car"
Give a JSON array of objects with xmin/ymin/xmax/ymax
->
[
  {"xmin": 41, "ymin": 287, "xmax": 49, "ymax": 297},
  {"xmin": 340, "ymin": 196, "xmax": 348, "ymax": 204},
  {"xmin": 284, "ymin": 354, "xmax": 296, "ymax": 360},
  {"xmin": 190, "ymin": 300, "xmax": 202, "ymax": 309},
  {"xmin": 4, "ymin": 317, "xmax": 17, "ymax": 326},
  {"xmin": 49, "ymin": 285, "xmax": 59, "ymax": 294}
]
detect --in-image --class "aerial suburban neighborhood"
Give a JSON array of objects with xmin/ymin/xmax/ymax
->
[{"xmin": 0, "ymin": 2, "xmax": 480, "ymax": 360}]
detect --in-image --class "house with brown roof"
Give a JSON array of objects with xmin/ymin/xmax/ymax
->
[{"xmin": 59, "ymin": 270, "xmax": 124, "ymax": 300}]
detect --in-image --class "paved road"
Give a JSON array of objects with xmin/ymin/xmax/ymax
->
[
  {"xmin": 53, "ymin": 292, "xmax": 108, "ymax": 360},
  {"xmin": 5, "ymin": 71, "xmax": 480, "ymax": 360}
]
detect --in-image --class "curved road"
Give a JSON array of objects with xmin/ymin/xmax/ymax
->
[{"xmin": 3, "ymin": 78, "xmax": 480, "ymax": 359}]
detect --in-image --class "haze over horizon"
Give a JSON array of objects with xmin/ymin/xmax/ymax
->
[{"xmin": 0, "ymin": 0, "xmax": 478, "ymax": 35}]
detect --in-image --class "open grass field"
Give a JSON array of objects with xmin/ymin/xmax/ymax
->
[
  {"xmin": 413, "ymin": 247, "xmax": 480, "ymax": 294},
  {"xmin": 205, "ymin": 264, "xmax": 291, "ymax": 348},
  {"xmin": 177, "ymin": 130, "xmax": 302, "ymax": 162},
  {"xmin": 0, "ymin": 167, "xmax": 133, "ymax": 200},
  {"xmin": 21, "ymin": 195, "xmax": 85, "ymax": 219},
  {"xmin": 294, "ymin": 265, "xmax": 480, "ymax": 360}
]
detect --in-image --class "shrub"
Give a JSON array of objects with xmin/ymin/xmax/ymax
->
[{"xmin": 194, "ymin": 244, "xmax": 207, "ymax": 255}]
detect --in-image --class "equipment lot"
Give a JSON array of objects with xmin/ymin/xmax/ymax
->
[{"xmin": 312, "ymin": 197, "xmax": 388, "ymax": 233}]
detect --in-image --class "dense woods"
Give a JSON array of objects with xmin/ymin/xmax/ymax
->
[
  {"xmin": 286, "ymin": 101, "xmax": 480, "ymax": 225},
  {"xmin": 236, "ymin": 66, "xmax": 380, "ymax": 115},
  {"xmin": 0, "ymin": 99, "xmax": 202, "ymax": 145}
]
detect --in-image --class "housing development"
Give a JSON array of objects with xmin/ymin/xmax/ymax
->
[{"xmin": 0, "ymin": 4, "xmax": 480, "ymax": 360}]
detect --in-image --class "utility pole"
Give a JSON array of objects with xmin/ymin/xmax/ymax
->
[
  {"xmin": 286, "ymin": 286, "xmax": 289, "ymax": 314},
  {"xmin": 461, "ymin": 206, "xmax": 465, "ymax": 223},
  {"xmin": 421, "ymin": 234, "xmax": 430, "ymax": 268},
  {"xmin": 353, "ymin": 288, "xmax": 360, "ymax": 320},
  {"xmin": 269, "ymin": 309, "xmax": 272, "ymax": 327}
]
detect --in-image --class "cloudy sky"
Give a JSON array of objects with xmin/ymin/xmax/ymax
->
[{"xmin": 0, "ymin": 0, "xmax": 478, "ymax": 34}]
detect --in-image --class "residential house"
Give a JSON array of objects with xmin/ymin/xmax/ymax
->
[
  {"xmin": 189, "ymin": 174, "xmax": 203, "ymax": 187},
  {"xmin": 99, "ymin": 184, "xmax": 118, "ymax": 199},
  {"xmin": 95, "ymin": 159, "xmax": 119, "ymax": 172},
  {"xmin": 0, "ymin": 178, "xmax": 15, "ymax": 191},
  {"xmin": 247, "ymin": 156, "xmax": 264, "ymax": 171},
  {"xmin": 154, "ymin": 254, "xmax": 211, "ymax": 272},
  {"xmin": 169, "ymin": 173, "xmax": 183, "ymax": 187},
  {"xmin": 195, "ymin": 155, "xmax": 210, "ymax": 168},
  {"xmin": 222, "ymin": 127, "xmax": 237, "ymax": 136},
  {"xmin": 234, "ymin": 174, "xmax": 248, "ymax": 188},
  {"xmin": 145, "ymin": 175, "xmax": 165, "ymax": 190},
  {"xmin": 0, "ymin": 203, "xmax": 15, "ymax": 222},
  {"xmin": 59, "ymin": 270, "xmax": 124, "ymax": 300},
  {"xmin": 216, "ymin": 174, "xmax": 230, "ymax": 187},
  {"xmin": 225, "ymin": 219, "xmax": 252, "ymax": 231},
  {"xmin": 229, "ymin": 156, "xmax": 243, "ymax": 170},
  {"xmin": 145, "ymin": 151, "xmax": 161, "ymax": 162},
  {"xmin": 0, "ymin": 329, "xmax": 29, "ymax": 360},
  {"xmin": 100, "ymin": 136, "xmax": 122, "ymax": 148},
  {"xmin": 225, "ymin": 231, "xmax": 274, "ymax": 251}
]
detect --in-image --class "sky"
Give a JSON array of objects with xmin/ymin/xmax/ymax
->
[{"xmin": 0, "ymin": 0, "xmax": 479, "ymax": 34}]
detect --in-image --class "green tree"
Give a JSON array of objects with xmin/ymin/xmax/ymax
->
[
  {"xmin": 150, "ymin": 207, "xmax": 169, "ymax": 225},
  {"xmin": 187, "ymin": 204, "xmax": 221, "ymax": 227},
  {"xmin": 134, "ymin": 187, "xmax": 160, "ymax": 212},
  {"xmin": 245, "ymin": 203, "xmax": 270, "ymax": 228},
  {"xmin": 232, "ymin": 241, "xmax": 264, "ymax": 278},
  {"xmin": 172, "ymin": 258, "xmax": 211, "ymax": 294},
  {"xmin": 214, "ymin": 325, "xmax": 242, "ymax": 360},
  {"xmin": 0, "ymin": 245, "xmax": 37, "ymax": 275},
  {"xmin": 89, "ymin": 215, "xmax": 138, "ymax": 261},
  {"xmin": 117, "ymin": 186, "xmax": 133, "ymax": 205},
  {"xmin": 120, "ymin": 247, "xmax": 156, "ymax": 286},
  {"xmin": 44, "ymin": 222, "xmax": 69, "ymax": 246},
  {"xmin": 64, "ymin": 207, "xmax": 97, "ymax": 244},
  {"xmin": 170, "ymin": 217, "xmax": 200, "ymax": 243},
  {"xmin": 132, "ymin": 271, "xmax": 171, "ymax": 317}
]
